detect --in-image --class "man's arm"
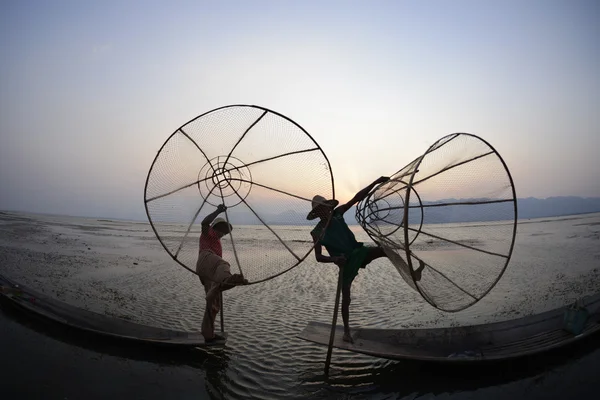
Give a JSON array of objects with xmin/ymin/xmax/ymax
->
[
  {"xmin": 201, "ymin": 204, "xmax": 226, "ymax": 235},
  {"xmin": 311, "ymin": 232, "xmax": 345, "ymax": 265},
  {"xmin": 336, "ymin": 176, "xmax": 390, "ymax": 215}
]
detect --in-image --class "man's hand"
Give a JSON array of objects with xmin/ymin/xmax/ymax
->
[
  {"xmin": 334, "ymin": 255, "xmax": 347, "ymax": 267},
  {"xmin": 337, "ymin": 176, "xmax": 392, "ymax": 215},
  {"xmin": 216, "ymin": 204, "xmax": 227, "ymax": 213},
  {"xmin": 376, "ymin": 176, "xmax": 390, "ymax": 185}
]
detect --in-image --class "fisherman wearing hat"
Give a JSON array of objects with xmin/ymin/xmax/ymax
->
[
  {"xmin": 308, "ymin": 176, "xmax": 409, "ymax": 343},
  {"xmin": 197, "ymin": 204, "xmax": 247, "ymax": 342}
]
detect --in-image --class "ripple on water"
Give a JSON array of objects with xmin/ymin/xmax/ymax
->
[{"xmin": 1, "ymin": 212, "xmax": 600, "ymax": 399}]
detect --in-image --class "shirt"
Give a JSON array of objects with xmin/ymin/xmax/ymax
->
[
  {"xmin": 311, "ymin": 209, "xmax": 362, "ymax": 257},
  {"xmin": 199, "ymin": 227, "xmax": 222, "ymax": 257}
]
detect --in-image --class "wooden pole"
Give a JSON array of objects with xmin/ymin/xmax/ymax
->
[
  {"xmin": 220, "ymin": 291, "xmax": 225, "ymax": 333},
  {"xmin": 324, "ymin": 268, "xmax": 343, "ymax": 377}
]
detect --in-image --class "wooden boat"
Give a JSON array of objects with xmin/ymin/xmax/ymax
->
[
  {"xmin": 0, "ymin": 274, "xmax": 226, "ymax": 347},
  {"xmin": 299, "ymin": 292, "xmax": 600, "ymax": 363}
]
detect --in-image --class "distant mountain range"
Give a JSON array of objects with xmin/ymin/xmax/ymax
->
[
  {"xmin": 515, "ymin": 196, "xmax": 600, "ymax": 219},
  {"xmin": 10, "ymin": 196, "xmax": 596, "ymax": 225},
  {"xmin": 252, "ymin": 196, "xmax": 600, "ymax": 225}
]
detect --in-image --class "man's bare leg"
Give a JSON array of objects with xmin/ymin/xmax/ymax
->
[
  {"xmin": 202, "ymin": 294, "xmax": 221, "ymax": 340},
  {"xmin": 341, "ymin": 284, "xmax": 353, "ymax": 343},
  {"xmin": 362, "ymin": 246, "xmax": 387, "ymax": 266},
  {"xmin": 220, "ymin": 273, "xmax": 248, "ymax": 291},
  {"xmin": 339, "ymin": 247, "xmax": 386, "ymax": 344}
]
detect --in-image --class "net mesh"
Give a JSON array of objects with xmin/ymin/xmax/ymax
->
[
  {"xmin": 144, "ymin": 105, "xmax": 334, "ymax": 284},
  {"xmin": 356, "ymin": 133, "xmax": 517, "ymax": 312}
]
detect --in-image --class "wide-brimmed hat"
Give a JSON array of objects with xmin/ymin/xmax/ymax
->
[
  {"xmin": 306, "ymin": 195, "xmax": 339, "ymax": 220},
  {"xmin": 211, "ymin": 217, "xmax": 233, "ymax": 233}
]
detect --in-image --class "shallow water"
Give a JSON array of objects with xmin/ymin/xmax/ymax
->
[{"xmin": 0, "ymin": 210, "xmax": 599, "ymax": 399}]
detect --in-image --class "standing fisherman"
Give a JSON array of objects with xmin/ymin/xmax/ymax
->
[
  {"xmin": 197, "ymin": 204, "xmax": 247, "ymax": 342},
  {"xmin": 308, "ymin": 177, "xmax": 425, "ymax": 343}
]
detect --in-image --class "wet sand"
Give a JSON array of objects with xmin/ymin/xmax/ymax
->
[{"xmin": 1, "ymin": 210, "xmax": 600, "ymax": 399}]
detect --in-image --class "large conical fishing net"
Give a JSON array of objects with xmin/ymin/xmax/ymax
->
[
  {"xmin": 356, "ymin": 133, "xmax": 517, "ymax": 312},
  {"xmin": 144, "ymin": 105, "xmax": 335, "ymax": 284}
]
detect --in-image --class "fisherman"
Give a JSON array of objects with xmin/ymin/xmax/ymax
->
[
  {"xmin": 197, "ymin": 204, "xmax": 247, "ymax": 342},
  {"xmin": 308, "ymin": 177, "xmax": 425, "ymax": 343}
]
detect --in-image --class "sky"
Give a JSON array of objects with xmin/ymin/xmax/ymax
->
[{"xmin": 0, "ymin": 0, "xmax": 599, "ymax": 220}]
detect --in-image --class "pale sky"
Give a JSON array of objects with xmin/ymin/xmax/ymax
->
[{"xmin": 1, "ymin": 0, "xmax": 599, "ymax": 220}]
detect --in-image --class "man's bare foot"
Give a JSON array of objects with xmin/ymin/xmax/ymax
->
[
  {"xmin": 226, "ymin": 274, "xmax": 248, "ymax": 285},
  {"xmin": 204, "ymin": 333, "xmax": 226, "ymax": 343},
  {"xmin": 343, "ymin": 331, "xmax": 354, "ymax": 344},
  {"xmin": 221, "ymin": 274, "xmax": 248, "ymax": 289},
  {"xmin": 414, "ymin": 260, "xmax": 425, "ymax": 282}
]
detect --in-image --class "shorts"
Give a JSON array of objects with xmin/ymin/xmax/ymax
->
[
  {"xmin": 196, "ymin": 249, "xmax": 232, "ymax": 300},
  {"xmin": 342, "ymin": 244, "xmax": 371, "ymax": 287}
]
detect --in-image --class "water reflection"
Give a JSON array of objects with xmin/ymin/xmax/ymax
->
[{"xmin": 297, "ymin": 332, "xmax": 600, "ymax": 399}]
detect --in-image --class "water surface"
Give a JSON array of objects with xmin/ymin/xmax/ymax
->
[{"xmin": 0, "ymin": 211, "xmax": 599, "ymax": 399}]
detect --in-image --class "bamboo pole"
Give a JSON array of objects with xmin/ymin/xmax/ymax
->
[
  {"xmin": 324, "ymin": 268, "xmax": 343, "ymax": 377},
  {"xmin": 220, "ymin": 291, "xmax": 225, "ymax": 333}
]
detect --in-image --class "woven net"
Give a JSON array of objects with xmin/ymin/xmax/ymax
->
[
  {"xmin": 144, "ymin": 105, "xmax": 334, "ymax": 284},
  {"xmin": 356, "ymin": 133, "xmax": 517, "ymax": 312}
]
